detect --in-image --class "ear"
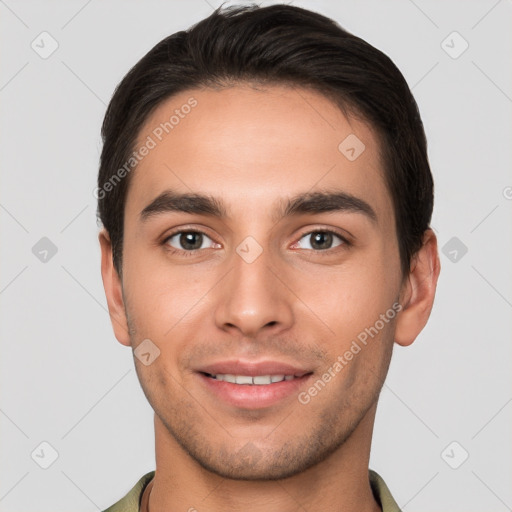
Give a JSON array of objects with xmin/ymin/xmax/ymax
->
[
  {"xmin": 395, "ymin": 229, "xmax": 441, "ymax": 347},
  {"xmin": 99, "ymin": 229, "xmax": 131, "ymax": 346}
]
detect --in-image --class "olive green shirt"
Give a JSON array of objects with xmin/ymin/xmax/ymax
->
[{"xmin": 102, "ymin": 469, "xmax": 401, "ymax": 511}]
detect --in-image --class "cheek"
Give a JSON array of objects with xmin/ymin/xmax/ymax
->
[
  {"xmin": 122, "ymin": 246, "xmax": 218, "ymax": 338},
  {"xmin": 292, "ymin": 257, "xmax": 399, "ymax": 347}
]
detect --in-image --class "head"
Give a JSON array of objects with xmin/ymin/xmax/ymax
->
[{"xmin": 98, "ymin": 4, "xmax": 440, "ymax": 480}]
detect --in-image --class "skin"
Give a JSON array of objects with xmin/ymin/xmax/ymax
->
[{"xmin": 100, "ymin": 84, "xmax": 440, "ymax": 512}]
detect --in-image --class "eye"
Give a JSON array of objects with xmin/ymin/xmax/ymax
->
[
  {"xmin": 165, "ymin": 231, "xmax": 217, "ymax": 251},
  {"xmin": 295, "ymin": 230, "xmax": 347, "ymax": 251}
]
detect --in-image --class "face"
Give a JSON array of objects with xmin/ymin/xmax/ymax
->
[{"xmin": 109, "ymin": 84, "xmax": 408, "ymax": 479}]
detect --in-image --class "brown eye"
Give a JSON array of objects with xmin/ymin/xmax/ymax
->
[
  {"xmin": 166, "ymin": 231, "xmax": 214, "ymax": 251},
  {"xmin": 297, "ymin": 231, "xmax": 345, "ymax": 251}
]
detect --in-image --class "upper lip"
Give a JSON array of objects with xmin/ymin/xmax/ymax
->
[{"xmin": 197, "ymin": 360, "xmax": 312, "ymax": 377}]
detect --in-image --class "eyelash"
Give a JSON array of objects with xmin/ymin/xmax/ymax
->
[{"xmin": 162, "ymin": 228, "xmax": 351, "ymax": 257}]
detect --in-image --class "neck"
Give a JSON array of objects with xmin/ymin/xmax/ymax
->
[{"xmin": 148, "ymin": 405, "xmax": 381, "ymax": 512}]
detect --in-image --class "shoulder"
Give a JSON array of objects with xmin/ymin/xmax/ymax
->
[
  {"xmin": 102, "ymin": 471, "xmax": 155, "ymax": 512},
  {"xmin": 369, "ymin": 470, "xmax": 402, "ymax": 512}
]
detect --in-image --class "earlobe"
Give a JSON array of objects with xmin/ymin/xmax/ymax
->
[
  {"xmin": 99, "ymin": 230, "xmax": 131, "ymax": 346},
  {"xmin": 394, "ymin": 229, "xmax": 441, "ymax": 347}
]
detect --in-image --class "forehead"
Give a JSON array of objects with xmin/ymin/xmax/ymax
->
[{"xmin": 126, "ymin": 84, "xmax": 393, "ymax": 225}]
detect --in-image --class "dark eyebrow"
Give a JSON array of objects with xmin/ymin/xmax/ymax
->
[
  {"xmin": 140, "ymin": 189, "xmax": 377, "ymax": 224},
  {"xmin": 140, "ymin": 191, "xmax": 227, "ymax": 221},
  {"xmin": 278, "ymin": 190, "xmax": 377, "ymax": 224}
]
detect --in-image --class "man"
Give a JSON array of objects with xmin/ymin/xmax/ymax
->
[{"xmin": 97, "ymin": 4, "xmax": 440, "ymax": 511}]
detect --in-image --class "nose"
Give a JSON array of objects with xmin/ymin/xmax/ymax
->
[{"xmin": 213, "ymin": 246, "xmax": 294, "ymax": 338}]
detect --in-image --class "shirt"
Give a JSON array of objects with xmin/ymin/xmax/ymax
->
[{"xmin": 102, "ymin": 469, "xmax": 402, "ymax": 512}]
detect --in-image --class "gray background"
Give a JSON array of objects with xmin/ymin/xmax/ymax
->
[{"xmin": 1, "ymin": 0, "xmax": 511, "ymax": 511}]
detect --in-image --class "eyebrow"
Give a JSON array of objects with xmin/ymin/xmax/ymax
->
[{"xmin": 139, "ymin": 189, "xmax": 377, "ymax": 224}]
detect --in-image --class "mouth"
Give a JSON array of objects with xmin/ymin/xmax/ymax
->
[
  {"xmin": 196, "ymin": 361, "xmax": 313, "ymax": 409},
  {"xmin": 202, "ymin": 373, "xmax": 303, "ymax": 385}
]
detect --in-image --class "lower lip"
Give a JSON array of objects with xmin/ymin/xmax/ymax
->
[{"xmin": 198, "ymin": 373, "xmax": 312, "ymax": 409}]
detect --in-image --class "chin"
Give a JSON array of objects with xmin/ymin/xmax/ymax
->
[{"xmin": 182, "ymin": 432, "xmax": 352, "ymax": 481}]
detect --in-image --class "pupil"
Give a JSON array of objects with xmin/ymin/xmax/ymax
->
[
  {"xmin": 180, "ymin": 232, "xmax": 202, "ymax": 250},
  {"xmin": 311, "ymin": 232, "xmax": 332, "ymax": 250}
]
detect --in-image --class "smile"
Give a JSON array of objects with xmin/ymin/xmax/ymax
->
[
  {"xmin": 198, "ymin": 371, "xmax": 313, "ymax": 409},
  {"xmin": 206, "ymin": 373, "xmax": 297, "ymax": 385}
]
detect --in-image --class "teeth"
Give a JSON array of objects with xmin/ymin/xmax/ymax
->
[
  {"xmin": 253, "ymin": 375, "xmax": 272, "ymax": 385},
  {"xmin": 235, "ymin": 375, "xmax": 253, "ymax": 385},
  {"xmin": 211, "ymin": 374, "xmax": 295, "ymax": 385}
]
